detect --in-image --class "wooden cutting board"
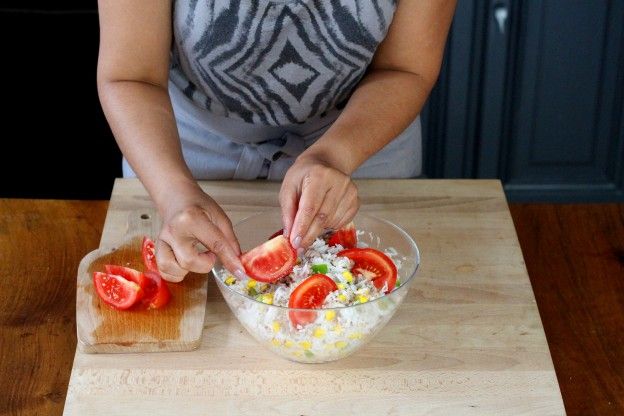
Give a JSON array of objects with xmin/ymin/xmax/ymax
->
[
  {"xmin": 63, "ymin": 179, "xmax": 565, "ymax": 415},
  {"xmin": 76, "ymin": 233, "xmax": 208, "ymax": 353}
]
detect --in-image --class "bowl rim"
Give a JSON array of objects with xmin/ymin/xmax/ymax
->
[{"xmin": 212, "ymin": 211, "xmax": 421, "ymax": 312}]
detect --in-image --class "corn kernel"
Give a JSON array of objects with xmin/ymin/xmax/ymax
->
[
  {"xmin": 342, "ymin": 271, "xmax": 354, "ymax": 283},
  {"xmin": 348, "ymin": 332, "xmax": 363, "ymax": 340},
  {"xmin": 357, "ymin": 295, "xmax": 369, "ymax": 304},
  {"xmin": 224, "ymin": 276, "xmax": 236, "ymax": 285},
  {"xmin": 313, "ymin": 327, "xmax": 326, "ymax": 338},
  {"xmin": 336, "ymin": 283, "xmax": 345, "ymax": 290},
  {"xmin": 284, "ymin": 340, "xmax": 294, "ymax": 348},
  {"xmin": 335, "ymin": 340, "xmax": 348, "ymax": 349},
  {"xmin": 324, "ymin": 310, "xmax": 336, "ymax": 321},
  {"xmin": 293, "ymin": 350, "xmax": 303, "ymax": 357},
  {"xmin": 299, "ymin": 340, "xmax": 312, "ymax": 350},
  {"xmin": 246, "ymin": 279, "xmax": 257, "ymax": 288},
  {"xmin": 337, "ymin": 294, "xmax": 347, "ymax": 303},
  {"xmin": 260, "ymin": 293, "xmax": 273, "ymax": 305},
  {"xmin": 332, "ymin": 324, "xmax": 343, "ymax": 334},
  {"xmin": 272, "ymin": 321, "xmax": 281, "ymax": 332},
  {"xmin": 271, "ymin": 338, "xmax": 281, "ymax": 347}
]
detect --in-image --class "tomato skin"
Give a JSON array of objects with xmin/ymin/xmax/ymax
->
[
  {"xmin": 104, "ymin": 265, "xmax": 170, "ymax": 309},
  {"xmin": 105, "ymin": 265, "xmax": 148, "ymax": 289},
  {"xmin": 268, "ymin": 229, "xmax": 284, "ymax": 240},
  {"xmin": 241, "ymin": 235, "xmax": 297, "ymax": 283},
  {"xmin": 288, "ymin": 274, "xmax": 338, "ymax": 327},
  {"xmin": 142, "ymin": 237, "xmax": 159, "ymax": 272},
  {"xmin": 143, "ymin": 271, "xmax": 171, "ymax": 309},
  {"xmin": 327, "ymin": 222, "xmax": 357, "ymax": 249},
  {"xmin": 337, "ymin": 248, "xmax": 398, "ymax": 293},
  {"xmin": 93, "ymin": 272, "xmax": 142, "ymax": 310}
]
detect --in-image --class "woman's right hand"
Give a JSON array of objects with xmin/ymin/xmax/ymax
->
[{"xmin": 154, "ymin": 183, "xmax": 245, "ymax": 283}]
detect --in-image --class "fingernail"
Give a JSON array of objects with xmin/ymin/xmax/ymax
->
[
  {"xmin": 283, "ymin": 227, "xmax": 289, "ymax": 238},
  {"xmin": 297, "ymin": 247, "xmax": 304, "ymax": 257},
  {"xmin": 293, "ymin": 235, "xmax": 302, "ymax": 248},
  {"xmin": 235, "ymin": 269, "xmax": 247, "ymax": 280}
]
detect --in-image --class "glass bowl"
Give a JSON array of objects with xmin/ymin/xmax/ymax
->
[{"xmin": 212, "ymin": 211, "xmax": 420, "ymax": 363}]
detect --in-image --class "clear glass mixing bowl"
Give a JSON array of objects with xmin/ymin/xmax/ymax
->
[{"xmin": 212, "ymin": 211, "xmax": 420, "ymax": 363}]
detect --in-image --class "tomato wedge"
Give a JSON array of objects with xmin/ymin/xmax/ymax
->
[
  {"xmin": 142, "ymin": 237, "xmax": 158, "ymax": 272},
  {"xmin": 268, "ymin": 229, "xmax": 284, "ymax": 240},
  {"xmin": 338, "ymin": 248, "xmax": 398, "ymax": 293},
  {"xmin": 104, "ymin": 265, "xmax": 170, "ymax": 309},
  {"xmin": 240, "ymin": 235, "xmax": 296, "ymax": 283},
  {"xmin": 327, "ymin": 222, "xmax": 357, "ymax": 249},
  {"xmin": 93, "ymin": 271, "xmax": 142, "ymax": 310},
  {"xmin": 143, "ymin": 271, "xmax": 171, "ymax": 309},
  {"xmin": 288, "ymin": 274, "xmax": 338, "ymax": 327},
  {"xmin": 105, "ymin": 264, "xmax": 148, "ymax": 289}
]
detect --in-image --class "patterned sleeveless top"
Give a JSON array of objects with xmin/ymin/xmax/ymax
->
[{"xmin": 170, "ymin": 0, "xmax": 397, "ymax": 126}]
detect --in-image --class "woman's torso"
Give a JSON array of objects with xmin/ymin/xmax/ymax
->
[{"xmin": 170, "ymin": 0, "xmax": 398, "ymax": 127}]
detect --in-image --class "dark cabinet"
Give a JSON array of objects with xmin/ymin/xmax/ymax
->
[{"xmin": 423, "ymin": 0, "xmax": 624, "ymax": 201}]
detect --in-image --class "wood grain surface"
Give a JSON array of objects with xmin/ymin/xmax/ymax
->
[
  {"xmin": 5, "ymin": 187, "xmax": 621, "ymax": 415},
  {"xmin": 76, "ymin": 236, "xmax": 207, "ymax": 353},
  {"xmin": 0, "ymin": 199, "xmax": 108, "ymax": 416},
  {"xmin": 510, "ymin": 204, "xmax": 624, "ymax": 415},
  {"xmin": 61, "ymin": 179, "xmax": 564, "ymax": 415}
]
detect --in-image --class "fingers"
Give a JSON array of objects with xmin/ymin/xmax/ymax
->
[
  {"xmin": 157, "ymin": 205, "xmax": 244, "ymax": 282},
  {"xmin": 300, "ymin": 190, "xmax": 339, "ymax": 249},
  {"xmin": 289, "ymin": 171, "xmax": 327, "ymax": 250},
  {"xmin": 279, "ymin": 181, "xmax": 298, "ymax": 239},
  {"xmin": 190, "ymin": 213, "xmax": 245, "ymax": 278},
  {"xmin": 155, "ymin": 239, "xmax": 187, "ymax": 282}
]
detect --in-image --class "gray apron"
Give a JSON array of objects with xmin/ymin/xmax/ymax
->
[{"xmin": 123, "ymin": 0, "xmax": 422, "ymax": 179}]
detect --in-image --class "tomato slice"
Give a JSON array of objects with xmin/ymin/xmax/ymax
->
[
  {"xmin": 104, "ymin": 265, "xmax": 148, "ymax": 289},
  {"xmin": 240, "ymin": 235, "xmax": 296, "ymax": 283},
  {"xmin": 327, "ymin": 222, "xmax": 357, "ymax": 249},
  {"xmin": 268, "ymin": 229, "xmax": 284, "ymax": 240},
  {"xmin": 142, "ymin": 237, "xmax": 158, "ymax": 272},
  {"xmin": 288, "ymin": 274, "xmax": 338, "ymax": 327},
  {"xmin": 93, "ymin": 272, "xmax": 142, "ymax": 310},
  {"xmin": 104, "ymin": 265, "xmax": 170, "ymax": 309},
  {"xmin": 338, "ymin": 248, "xmax": 398, "ymax": 293},
  {"xmin": 143, "ymin": 271, "xmax": 171, "ymax": 309}
]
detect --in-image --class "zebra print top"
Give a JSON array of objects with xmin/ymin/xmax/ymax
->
[{"xmin": 170, "ymin": 0, "xmax": 398, "ymax": 127}]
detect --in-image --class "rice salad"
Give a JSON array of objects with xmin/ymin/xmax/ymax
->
[{"xmin": 214, "ymin": 228, "xmax": 411, "ymax": 363}]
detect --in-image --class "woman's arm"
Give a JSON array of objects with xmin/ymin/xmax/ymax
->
[
  {"xmin": 98, "ymin": 0, "xmax": 244, "ymax": 281},
  {"xmin": 280, "ymin": 0, "xmax": 456, "ymax": 249}
]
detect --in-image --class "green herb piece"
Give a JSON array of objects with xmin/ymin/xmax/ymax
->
[{"xmin": 311, "ymin": 264, "xmax": 329, "ymax": 274}]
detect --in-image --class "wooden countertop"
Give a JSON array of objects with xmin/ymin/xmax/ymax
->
[{"xmin": 0, "ymin": 184, "xmax": 622, "ymax": 415}]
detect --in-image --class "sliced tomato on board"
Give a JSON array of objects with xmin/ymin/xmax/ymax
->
[
  {"xmin": 327, "ymin": 222, "xmax": 357, "ymax": 249},
  {"xmin": 104, "ymin": 264, "xmax": 149, "ymax": 289},
  {"xmin": 268, "ymin": 229, "xmax": 284, "ymax": 240},
  {"xmin": 288, "ymin": 274, "xmax": 338, "ymax": 327},
  {"xmin": 143, "ymin": 271, "xmax": 171, "ymax": 309},
  {"xmin": 104, "ymin": 265, "xmax": 170, "ymax": 309},
  {"xmin": 93, "ymin": 272, "xmax": 143, "ymax": 310},
  {"xmin": 142, "ymin": 237, "xmax": 159, "ymax": 272},
  {"xmin": 240, "ymin": 235, "xmax": 296, "ymax": 283},
  {"xmin": 338, "ymin": 248, "xmax": 398, "ymax": 293}
]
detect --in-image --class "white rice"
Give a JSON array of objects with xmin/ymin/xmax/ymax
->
[{"xmin": 214, "ymin": 231, "xmax": 409, "ymax": 363}]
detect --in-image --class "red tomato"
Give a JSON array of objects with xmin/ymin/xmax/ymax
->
[
  {"xmin": 327, "ymin": 222, "xmax": 357, "ymax": 249},
  {"xmin": 104, "ymin": 265, "xmax": 170, "ymax": 309},
  {"xmin": 268, "ymin": 229, "xmax": 284, "ymax": 240},
  {"xmin": 288, "ymin": 274, "xmax": 338, "ymax": 327},
  {"xmin": 338, "ymin": 248, "xmax": 398, "ymax": 293},
  {"xmin": 143, "ymin": 271, "xmax": 171, "ymax": 309},
  {"xmin": 240, "ymin": 235, "xmax": 296, "ymax": 283},
  {"xmin": 93, "ymin": 272, "xmax": 142, "ymax": 310},
  {"xmin": 142, "ymin": 237, "xmax": 158, "ymax": 272},
  {"xmin": 105, "ymin": 264, "xmax": 149, "ymax": 289}
]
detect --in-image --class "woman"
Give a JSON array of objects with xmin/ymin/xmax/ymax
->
[{"xmin": 97, "ymin": 0, "xmax": 455, "ymax": 282}]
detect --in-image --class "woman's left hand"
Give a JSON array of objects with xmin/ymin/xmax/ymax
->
[{"xmin": 279, "ymin": 153, "xmax": 360, "ymax": 254}]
